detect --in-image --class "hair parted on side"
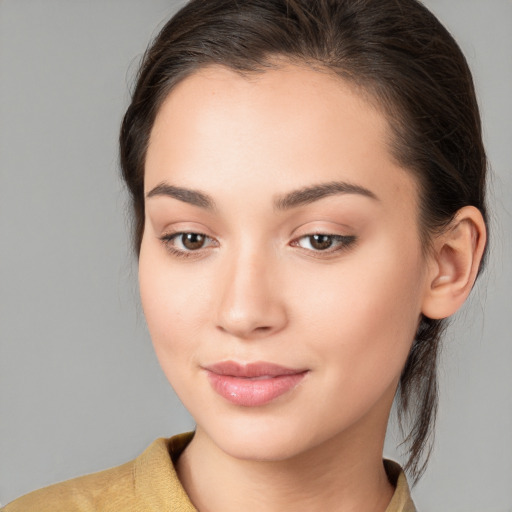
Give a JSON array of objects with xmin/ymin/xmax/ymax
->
[{"xmin": 119, "ymin": 0, "xmax": 488, "ymax": 483}]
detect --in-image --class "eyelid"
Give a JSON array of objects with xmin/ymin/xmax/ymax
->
[
  {"xmin": 290, "ymin": 233, "xmax": 357, "ymax": 255},
  {"xmin": 159, "ymin": 230, "xmax": 219, "ymax": 259}
]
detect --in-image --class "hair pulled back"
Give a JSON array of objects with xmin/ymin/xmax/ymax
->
[{"xmin": 120, "ymin": 0, "xmax": 488, "ymax": 482}]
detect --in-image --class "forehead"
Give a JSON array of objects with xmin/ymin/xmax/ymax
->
[
  {"xmin": 150, "ymin": 63, "xmax": 389, "ymax": 150},
  {"xmin": 145, "ymin": 63, "xmax": 418, "ymax": 213}
]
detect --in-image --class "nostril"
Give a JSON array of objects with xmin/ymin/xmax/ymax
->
[{"xmin": 216, "ymin": 323, "xmax": 275, "ymax": 338}]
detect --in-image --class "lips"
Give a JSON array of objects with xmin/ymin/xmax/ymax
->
[{"xmin": 204, "ymin": 361, "xmax": 308, "ymax": 407}]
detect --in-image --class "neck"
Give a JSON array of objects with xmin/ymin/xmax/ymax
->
[{"xmin": 176, "ymin": 420, "xmax": 394, "ymax": 512}]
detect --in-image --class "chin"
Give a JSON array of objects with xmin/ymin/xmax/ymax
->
[
  {"xmin": 217, "ymin": 434, "xmax": 307, "ymax": 463},
  {"xmin": 198, "ymin": 412, "xmax": 329, "ymax": 463}
]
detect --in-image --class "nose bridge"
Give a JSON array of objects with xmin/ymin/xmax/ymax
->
[{"xmin": 215, "ymin": 239, "xmax": 287, "ymax": 339}]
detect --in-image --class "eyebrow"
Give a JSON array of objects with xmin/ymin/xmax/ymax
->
[
  {"xmin": 146, "ymin": 182, "xmax": 214, "ymax": 209},
  {"xmin": 274, "ymin": 181, "xmax": 378, "ymax": 210},
  {"xmin": 145, "ymin": 180, "xmax": 378, "ymax": 210}
]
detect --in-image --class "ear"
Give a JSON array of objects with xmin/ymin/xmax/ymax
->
[{"xmin": 421, "ymin": 206, "xmax": 487, "ymax": 320}]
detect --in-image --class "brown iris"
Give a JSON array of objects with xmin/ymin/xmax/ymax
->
[
  {"xmin": 182, "ymin": 233, "xmax": 206, "ymax": 250},
  {"xmin": 309, "ymin": 234, "xmax": 333, "ymax": 250}
]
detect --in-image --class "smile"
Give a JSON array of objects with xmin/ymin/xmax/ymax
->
[{"xmin": 203, "ymin": 361, "xmax": 309, "ymax": 407}]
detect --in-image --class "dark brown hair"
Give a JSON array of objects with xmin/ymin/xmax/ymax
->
[{"xmin": 120, "ymin": 0, "xmax": 488, "ymax": 482}]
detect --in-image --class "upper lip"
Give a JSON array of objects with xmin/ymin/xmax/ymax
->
[{"xmin": 203, "ymin": 361, "xmax": 308, "ymax": 378}]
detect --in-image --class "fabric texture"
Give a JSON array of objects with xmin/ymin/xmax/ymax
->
[{"xmin": 2, "ymin": 432, "xmax": 415, "ymax": 511}]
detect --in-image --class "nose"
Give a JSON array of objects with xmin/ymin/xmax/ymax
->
[{"xmin": 215, "ymin": 248, "xmax": 288, "ymax": 340}]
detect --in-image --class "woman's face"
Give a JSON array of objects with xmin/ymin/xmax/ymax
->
[{"xmin": 139, "ymin": 64, "xmax": 432, "ymax": 461}]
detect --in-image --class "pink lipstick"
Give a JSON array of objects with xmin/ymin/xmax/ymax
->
[{"xmin": 204, "ymin": 361, "xmax": 308, "ymax": 407}]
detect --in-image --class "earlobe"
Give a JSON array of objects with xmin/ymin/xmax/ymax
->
[{"xmin": 421, "ymin": 206, "xmax": 487, "ymax": 320}]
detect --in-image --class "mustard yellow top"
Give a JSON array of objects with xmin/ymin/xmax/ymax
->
[{"xmin": 2, "ymin": 432, "xmax": 416, "ymax": 511}]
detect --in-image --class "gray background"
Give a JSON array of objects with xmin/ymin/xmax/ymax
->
[{"xmin": 0, "ymin": 1, "xmax": 510, "ymax": 510}]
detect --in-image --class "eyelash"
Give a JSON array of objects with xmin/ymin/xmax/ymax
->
[
  {"xmin": 159, "ymin": 232, "xmax": 218, "ymax": 260},
  {"xmin": 291, "ymin": 234, "xmax": 356, "ymax": 255},
  {"xmin": 159, "ymin": 232, "xmax": 356, "ymax": 259}
]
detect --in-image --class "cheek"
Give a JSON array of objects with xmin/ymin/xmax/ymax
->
[
  {"xmin": 294, "ymin": 239, "xmax": 425, "ymax": 394},
  {"xmin": 138, "ymin": 243, "xmax": 211, "ymax": 371}
]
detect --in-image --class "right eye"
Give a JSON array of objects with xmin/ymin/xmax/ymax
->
[{"xmin": 160, "ymin": 232, "xmax": 218, "ymax": 258}]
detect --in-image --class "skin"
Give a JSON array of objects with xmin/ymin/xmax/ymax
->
[{"xmin": 139, "ymin": 64, "xmax": 485, "ymax": 511}]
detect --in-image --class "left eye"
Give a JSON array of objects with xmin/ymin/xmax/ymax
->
[{"xmin": 294, "ymin": 234, "xmax": 355, "ymax": 252}]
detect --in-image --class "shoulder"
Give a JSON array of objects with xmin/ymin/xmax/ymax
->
[
  {"xmin": 2, "ymin": 434, "xmax": 196, "ymax": 512},
  {"xmin": 1, "ymin": 459, "xmax": 137, "ymax": 512}
]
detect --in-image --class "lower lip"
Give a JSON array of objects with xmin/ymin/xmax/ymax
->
[{"xmin": 206, "ymin": 371, "xmax": 308, "ymax": 407}]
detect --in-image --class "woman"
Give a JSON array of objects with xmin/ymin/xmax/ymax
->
[{"xmin": 2, "ymin": 0, "xmax": 489, "ymax": 510}]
